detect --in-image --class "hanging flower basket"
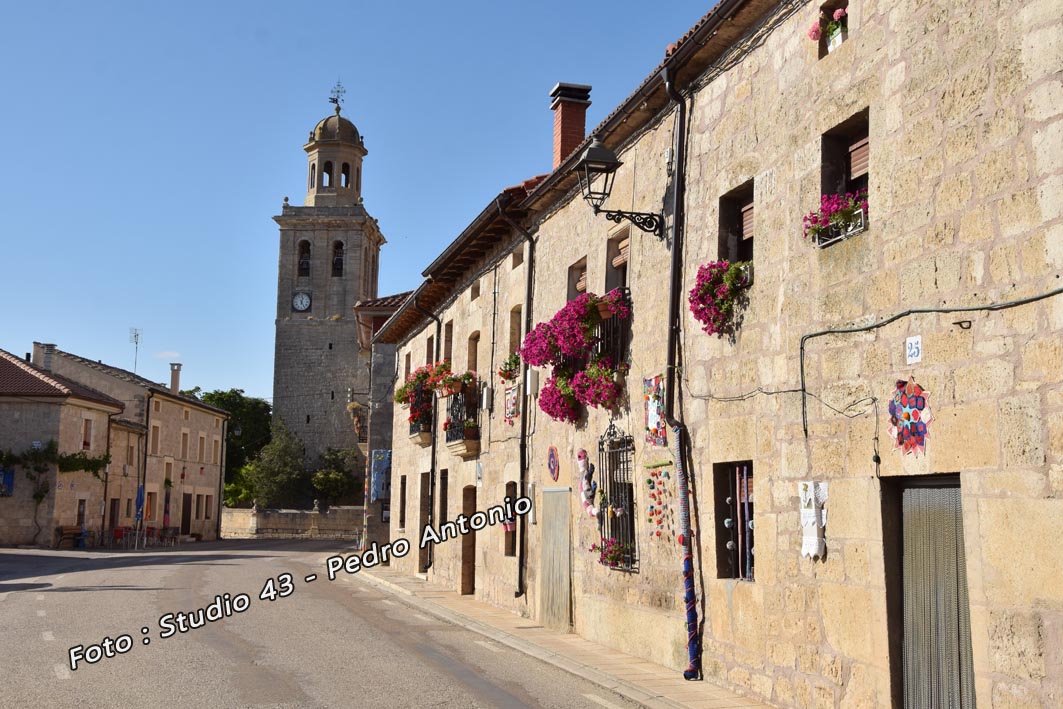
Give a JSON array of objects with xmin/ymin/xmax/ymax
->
[
  {"xmin": 688, "ymin": 260, "xmax": 751, "ymax": 338},
  {"xmin": 502, "ymin": 519, "xmax": 516, "ymax": 533},
  {"xmin": 497, "ymin": 352, "xmax": 520, "ymax": 382}
]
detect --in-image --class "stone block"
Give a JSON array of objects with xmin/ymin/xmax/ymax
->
[
  {"xmin": 820, "ymin": 583, "xmax": 876, "ymax": 665},
  {"xmin": 1000, "ymin": 395, "xmax": 1045, "ymax": 467},
  {"xmin": 933, "ymin": 401, "xmax": 1000, "ymax": 470},
  {"xmin": 979, "ymin": 498, "xmax": 1063, "ymax": 605},
  {"xmin": 991, "ymin": 681, "xmax": 1042, "ymax": 709},
  {"xmin": 954, "ymin": 358, "xmax": 1015, "ymax": 398},
  {"xmin": 1031, "ymin": 119, "xmax": 1063, "ymax": 177},
  {"xmin": 1022, "ymin": 338, "xmax": 1063, "ymax": 381},
  {"xmin": 989, "ymin": 610, "xmax": 1046, "ymax": 681}
]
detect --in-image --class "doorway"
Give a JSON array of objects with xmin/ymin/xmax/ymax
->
[
  {"xmin": 109, "ymin": 498, "xmax": 120, "ymax": 529},
  {"xmin": 540, "ymin": 487, "xmax": 572, "ymax": 630},
  {"xmin": 882, "ymin": 475, "xmax": 976, "ymax": 707},
  {"xmin": 181, "ymin": 493, "xmax": 192, "ymax": 535},
  {"xmin": 419, "ymin": 472, "xmax": 431, "ymax": 571},
  {"xmin": 461, "ymin": 485, "xmax": 476, "ymax": 595}
]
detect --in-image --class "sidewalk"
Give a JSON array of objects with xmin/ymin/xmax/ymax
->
[{"xmin": 358, "ymin": 567, "xmax": 769, "ymax": 709}]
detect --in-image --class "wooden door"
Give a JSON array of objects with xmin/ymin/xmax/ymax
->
[
  {"xmin": 109, "ymin": 498, "xmax": 120, "ymax": 529},
  {"xmin": 180, "ymin": 493, "xmax": 192, "ymax": 535},
  {"xmin": 460, "ymin": 486, "xmax": 476, "ymax": 595},
  {"xmin": 539, "ymin": 487, "xmax": 572, "ymax": 630}
]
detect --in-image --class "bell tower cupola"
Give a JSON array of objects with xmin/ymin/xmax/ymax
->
[{"xmin": 304, "ymin": 83, "xmax": 366, "ymax": 207}]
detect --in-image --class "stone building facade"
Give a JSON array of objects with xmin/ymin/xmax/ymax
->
[
  {"xmin": 375, "ymin": 0, "xmax": 1061, "ymax": 706},
  {"xmin": 0, "ymin": 349, "xmax": 124, "ymax": 545},
  {"xmin": 31, "ymin": 343, "xmax": 228, "ymax": 541},
  {"xmin": 272, "ymin": 104, "xmax": 385, "ymax": 468}
]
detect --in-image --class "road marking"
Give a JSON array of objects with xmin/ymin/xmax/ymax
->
[
  {"xmin": 53, "ymin": 664, "xmax": 70, "ymax": 680},
  {"xmin": 37, "ymin": 610, "xmax": 46, "ymax": 617},
  {"xmin": 583, "ymin": 694, "xmax": 624, "ymax": 709},
  {"xmin": 475, "ymin": 640, "xmax": 502, "ymax": 653},
  {"xmin": 42, "ymin": 631, "xmax": 54, "ymax": 641},
  {"xmin": 36, "ymin": 594, "xmax": 45, "ymax": 601}
]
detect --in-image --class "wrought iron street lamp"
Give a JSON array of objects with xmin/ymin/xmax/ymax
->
[{"xmin": 573, "ymin": 138, "xmax": 663, "ymax": 239}]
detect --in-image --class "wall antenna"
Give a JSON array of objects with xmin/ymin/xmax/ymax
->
[{"xmin": 129, "ymin": 327, "xmax": 142, "ymax": 373}]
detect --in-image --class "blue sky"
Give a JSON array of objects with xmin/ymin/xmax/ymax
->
[{"xmin": 0, "ymin": 1, "xmax": 708, "ymax": 401}]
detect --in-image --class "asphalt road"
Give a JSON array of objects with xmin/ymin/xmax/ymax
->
[{"xmin": 0, "ymin": 540, "xmax": 641, "ymax": 709}]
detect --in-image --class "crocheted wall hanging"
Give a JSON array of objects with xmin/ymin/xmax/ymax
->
[
  {"xmin": 888, "ymin": 377, "xmax": 932, "ymax": 456},
  {"xmin": 644, "ymin": 461, "xmax": 675, "ymax": 541},
  {"xmin": 547, "ymin": 446, "xmax": 560, "ymax": 482},
  {"xmin": 644, "ymin": 376, "xmax": 667, "ymax": 447},
  {"xmin": 504, "ymin": 384, "xmax": 519, "ymax": 426}
]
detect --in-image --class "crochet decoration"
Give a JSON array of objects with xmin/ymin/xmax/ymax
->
[
  {"xmin": 644, "ymin": 376, "xmax": 666, "ymax": 447},
  {"xmin": 577, "ymin": 449, "xmax": 597, "ymax": 517},
  {"xmin": 888, "ymin": 377, "xmax": 932, "ymax": 456},
  {"xmin": 547, "ymin": 446, "xmax": 560, "ymax": 482}
]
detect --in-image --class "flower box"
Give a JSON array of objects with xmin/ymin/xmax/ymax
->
[
  {"xmin": 446, "ymin": 437, "xmax": 480, "ymax": 459},
  {"xmin": 410, "ymin": 428, "xmax": 432, "ymax": 446},
  {"xmin": 813, "ymin": 206, "xmax": 867, "ymax": 248},
  {"xmin": 501, "ymin": 519, "xmax": 516, "ymax": 533},
  {"xmin": 827, "ymin": 26, "xmax": 847, "ymax": 53}
]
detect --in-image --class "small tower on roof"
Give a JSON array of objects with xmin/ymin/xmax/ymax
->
[{"xmin": 304, "ymin": 82, "xmax": 367, "ymax": 207}]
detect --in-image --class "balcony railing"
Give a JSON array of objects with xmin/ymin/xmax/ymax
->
[{"xmin": 445, "ymin": 385, "xmax": 480, "ymax": 443}]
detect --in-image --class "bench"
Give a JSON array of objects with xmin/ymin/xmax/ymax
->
[{"xmin": 55, "ymin": 525, "xmax": 91, "ymax": 549}]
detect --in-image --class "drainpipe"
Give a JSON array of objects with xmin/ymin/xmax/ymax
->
[
  {"xmin": 496, "ymin": 197, "xmax": 534, "ymax": 599},
  {"xmin": 661, "ymin": 67, "xmax": 701, "ymax": 681},
  {"xmin": 136, "ymin": 391, "xmax": 154, "ymax": 550},
  {"xmin": 413, "ymin": 288, "xmax": 442, "ymax": 572},
  {"xmin": 216, "ymin": 417, "xmax": 228, "ymax": 540},
  {"xmin": 99, "ymin": 411, "xmax": 116, "ymax": 541}
]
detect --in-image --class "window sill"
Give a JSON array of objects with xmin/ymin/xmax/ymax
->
[{"xmin": 812, "ymin": 208, "xmax": 868, "ymax": 248}]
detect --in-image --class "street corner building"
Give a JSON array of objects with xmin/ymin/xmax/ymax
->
[
  {"xmin": 0, "ymin": 344, "xmax": 229, "ymax": 547},
  {"xmin": 370, "ymin": 0, "xmax": 1063, "ymax": 707}
]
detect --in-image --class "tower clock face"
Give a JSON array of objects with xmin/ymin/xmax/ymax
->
[{"xmin": 292, "ymin": 292, "xmax": 311, "ymax": 312}]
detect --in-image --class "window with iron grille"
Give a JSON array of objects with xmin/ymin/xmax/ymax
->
[
  {"xmin": 445, "ymin": 384, "xmax": 479, "ymax": 443},
  {"xmin": 408, "ymin": 383, "xmax": 432, "ymax": 435},
  {"xmin": 597, "ymin": 423, "xmax": 637, "ymax": 570},
  {"xmin": 714, "ymin": 461, "xmax": 754, "ymax": 581},
  {"xmin": 398, "ymin": 475, "xmax": 407, "ymax": 529},
  {"xmin": 591, "ymin": 287, "xmax": 631, "ymax": 367}
]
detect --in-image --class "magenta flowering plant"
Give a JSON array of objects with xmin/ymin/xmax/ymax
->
[
  {"xmin": 590, "ymin": 537, "xmax": 635, "ymax": 568},
  {"xmin": 520, "ymin": 289, "xmax": 632, "ymax": 423},
  {"xmin": 688, "ymin": 260, "xmax": 750, "ymax": 338},
  {"xmin": 802, "ymin": 189, "xmax": 868, "ymax": 242},
  {"xmin": 539, "ymin": 374, "xmax": 580, "ymax": 424}
]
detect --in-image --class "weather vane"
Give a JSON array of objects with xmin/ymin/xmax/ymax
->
[{"xmin": 329, "ymin": 80, "xmax": 346, "ymax": 111}]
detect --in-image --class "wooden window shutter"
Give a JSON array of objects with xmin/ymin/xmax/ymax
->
[
  {"xmin": 575, "ymin": 268, "xmax": 587, "ymax": 293},
  {"xmin": 740, "ymin": 202, "xmax": 755, "ymax": 241},
  {"xmin": 611, "ymin": 237, "xmax": 630, "ymax": 269},
  {"xmin": 849, "ymin": 136, "xmax": 869, "ymax": 181}
]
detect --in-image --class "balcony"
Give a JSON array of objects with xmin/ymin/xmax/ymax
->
[{"xmin": 444, "ymin": 386, "xmax": 480, "ymax": 459}]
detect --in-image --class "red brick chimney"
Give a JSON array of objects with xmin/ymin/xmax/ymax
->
[
  {"xmin": 170, "ymin": 363, "xmax": 182, "ymax": 394},
  {"xmin": 550, "ymin": 83, "xmax": 592, "ymax": 170}
]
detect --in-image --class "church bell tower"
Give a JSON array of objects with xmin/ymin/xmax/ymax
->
[{"xmin": 272, "ymin": 85, "xmax": 384, "ymax": 466}]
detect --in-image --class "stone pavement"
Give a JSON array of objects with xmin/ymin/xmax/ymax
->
[{"xmin": 358, "ymin": 566, "xmax": 770, "ymax": 709}]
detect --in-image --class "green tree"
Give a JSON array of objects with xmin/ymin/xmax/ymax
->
[
  {"xmin": 182, "ymin": 388, "xmax": 272, "ymax": 484},
  {"xmin": 314, "ymin": 447, "xmax": 365, "ymax": 506},
  {"xmin": 247, "ymin": 418, "xmax": 311, "ymax": 508},
  {"xmin": 312, "ymin": 469, "xmax": 354, "ymax": 506},
  {"xmin": 224, "ymin": 463, "xmax": 257, "ymax": 508}
]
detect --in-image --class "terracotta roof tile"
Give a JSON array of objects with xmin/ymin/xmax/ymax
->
[
  {"xmin": 0, "ymin": 349, "xmax": 124, "ymax": 409},
  {"xmin": 355, "ymin": 291, "xmax": 413, "ymax": 309}
]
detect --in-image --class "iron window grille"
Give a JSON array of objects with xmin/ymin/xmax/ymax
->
[
  {"xmin": 592, "ymin": 287, "xmax": 631, "ymax": 367},
  {"xmin": 715, "ymin": 461, "xmax": 754, "ymax": 581},
  {"xmin": 598, "ymin": 422, "xmax": 637, "ymax": 571},
  {"xmin": 445, "ymin": 384, "xmax": 480, "ymax": 444},
  {"xmin": 408, "ymin": 383, "xmax": 432, "ymax": 436}
]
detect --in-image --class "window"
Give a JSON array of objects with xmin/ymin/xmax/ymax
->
[
  {"xmin": 816, "ymin": 0, "xmax": 849, "ymax": 59},
  {"xmin": 332, "ymin": 241, "xmax": 344, "ymax": 277},
  {"xmin": 183, "ymin": 408, "xmax": 189, "ymax": 421},
  {"xmin": 470, "ymin": 280, "xmax": 480, "ymax": 301},
  {"xmin": 126, "ymin": 444, "xmax": 134, "ymax": 465},
  {"xmin": 598, "ymin": 424, "xmax": 636, "ymax": 570},
  {"xmin": 504, "ymin": 481, "xmax": 518, "ymax": 557},
  {"xmin": 425, "ymin": 336, "xmax": 434, "ymax": 366},
  {"xmin": 125, "ymin": 498, "xmax": 132, "ymax": 518},
  {"xmin": 714, "ymin": 461, "xmax": 754, "ymax": 581},
  {"xmin": 196, "ymin": 494, "xmax": 203, "ymax": 520},
  {"xmin": 165, "ymin": 461, "xmax": 172, "ymax": 481},
  {"xmin": 443, "ymin": 320, "xmax": 453, "ymax": 364},
  {"xmin": 214, "ymin": 417, "xmax": 220, "ymax": 429},
  {"xmin": 467, "ymin": 332, "xmax": 480, "ymax": 374},
  {"xmin": 817, "ymin": 109, "xmax": 870, "ymax": 247},
  {"xmin": 341, "ymin": 163, "xmax": 350, "ymax": 188},
  {"xmin": 439, "ymin": 470, "xmax": 449, "ymax": 525},
  {"xmin": 309, "ymin": 163, "xmax": 316, "ymax": 189},
  {"xmin": 82, "ymin": 419, "xmax": 93, "ymax": 451},
  {"xmin": 146, "ymin": 492, "xmax": 157, "ymax": 521},
  {"xmin": 508, "ymin": 306, "xmax": 522, "ymax": 355},
  {"xmin": 399, "ymin": 475, "xmax": 407, "ymax": 529},
  {"xmin": 198, "ymin": 435, "xmax": 206, "ymax": 462},
  {"xmin": 404, "ymin": 352, "xmax": 411, "ymax": 382},
  {"xmin": 605, "ymin": 232, "xmax": 629, "ymax": 292},
  {"xmin": 205, "ymin": 495, "xmax": 213, "ymax": 520},
  {"xmin": 719, "ymin": 179, "xmax": 755, "ymax": 265},
  {"xmin": 322, "ymin": 161, "xmax": 333, "ymax": 188},
  {"xmin": 181, "ymin": 432, "xmax": 189, "ymax": 459},
  {"xmin": 150, "ymin": 425, "xmax": 160, "ymax": 456},
  {"xmin": 212, "ymin": 439, "xmax": 220, "ymax": 465},
  {"xmin": 297, "ymin": 241, "xmax": 311, "ymax": 277},
  {"xmin": 511, "ymin": 246, "xmax": 524, "ymax": 268},
  {"xmin": 153, "ymin": 399, "xmax": 161, "ymax": 413},
  {"xmin": 568, "ymin": 257, "xmax": 588, "ymax": 301}
]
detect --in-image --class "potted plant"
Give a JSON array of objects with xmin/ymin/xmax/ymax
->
[
  {"xmin": 688, "ymin": 260, "xmax": 751, "ymax": 338},
  {"xmin": 462, "ymin": 419, "xmax": 480, "ymax": 440},
  {"xmin": 808, "ymin": 7, "xmax": 848, "ymax": 52},
  {"xmin": 802, "ymin": 189, "xmax": 868, "ymax": 247},
  {"xmin": 571, "ymin": 357, "xmax": 627, "ymax": 410},
  {"xmin": 590, "ymin": 537, "xmax": 635, "ymax": 569},
  {"xmin": 497, "ymin": 352, "xmax": 520, "ymax": 382}
]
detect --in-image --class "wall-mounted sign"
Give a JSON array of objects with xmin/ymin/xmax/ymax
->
[{"xmin": 905, "ymin": 335, "xmax": 922, "ymax": 365}]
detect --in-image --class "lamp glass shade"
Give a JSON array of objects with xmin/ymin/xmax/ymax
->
[{"xmin": 573, "ymin": 139, "xmax": 622, "ymax": 211}]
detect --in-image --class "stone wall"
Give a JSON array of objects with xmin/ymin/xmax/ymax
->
[
  {"xmin": 0, "ymin": 400, "xmax": 61, "ymax": 545},
  {"xmin": 221, "ymin": 505, "xmax": 378, "ymax": 545}
]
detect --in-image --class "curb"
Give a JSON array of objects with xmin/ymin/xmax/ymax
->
[{"xmin": 357, "ymin": 570, "xmax": 690, "ymax": 709}]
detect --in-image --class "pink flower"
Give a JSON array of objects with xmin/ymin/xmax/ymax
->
[
  {"xmin": 833, "ymin": 8, "xmax": 846, "ymax": 21},
  {"xmin": 808, "ymin": 23, "xmax": 822, "ymax": 41}
]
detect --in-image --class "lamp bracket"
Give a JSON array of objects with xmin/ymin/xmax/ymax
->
[{"xmin": 598, "ymin": 209, "xmax": 664, "ymax": 239}]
